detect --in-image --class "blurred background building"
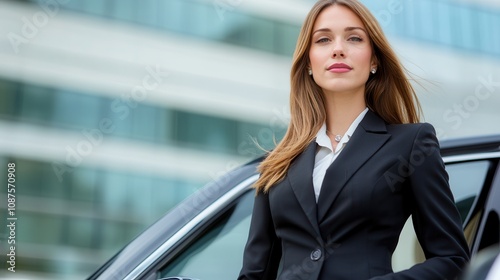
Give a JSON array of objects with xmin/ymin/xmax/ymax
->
[{"xmin": 0, "ymin": 0, "xmax": 499, "ymax": 278}]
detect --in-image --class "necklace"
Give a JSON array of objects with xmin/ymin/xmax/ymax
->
[{"xmin": 326, "ymin": 130, "xmax": 343, "ymax": 142}]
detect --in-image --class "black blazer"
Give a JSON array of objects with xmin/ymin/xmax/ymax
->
[{"xmin": 238, "ymin": 110, "xmax": 470, "ymax": 280}]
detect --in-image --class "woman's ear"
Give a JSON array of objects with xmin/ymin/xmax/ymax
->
[
  {"xmin": 307, "ymin": 61, "xmax": 312, "ymax": 75},
  {"xmin": 371, "ymin": 54, "xmax": 379, "ymax": 69},
  {"xmin": 370, "ymin": 57, "xmax": 378, "ymax": 69},
  {"xmin": 370, "ymin": 56, "xmax": 379, "ymax": 74}
]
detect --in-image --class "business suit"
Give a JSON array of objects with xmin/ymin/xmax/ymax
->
[{"xmin": 238, "ymin": 110, "xmax": 470, "ymax": 280}]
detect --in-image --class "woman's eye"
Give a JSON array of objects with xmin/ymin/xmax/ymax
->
[
  {"xmin": 315, "ymin": 38, "xmax": 330, "ymax": 43},
  {"xmin": 348, "ymin": 36, "xmax": 363, "ymax": 42}
]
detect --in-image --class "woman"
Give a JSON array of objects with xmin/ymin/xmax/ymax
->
[{"xmin": 238, "ymin": 0, "xmax": 470, "ymax": 279}]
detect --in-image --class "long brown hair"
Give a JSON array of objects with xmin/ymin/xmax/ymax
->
[{"xmin": 255, "ymin": 0, "xmax": 421, "ymax": 192}]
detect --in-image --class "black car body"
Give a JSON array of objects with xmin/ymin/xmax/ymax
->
[{"xmin": 88, "ymin": 135, "xmax": 500, "ymax": 280}]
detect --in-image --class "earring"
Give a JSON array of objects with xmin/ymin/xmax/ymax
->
[
  {"xmin": 308, "ymin": 69, "xmax": 313, "ymax": 75},
  {"xmin": 371, "ymin": 68, "xmax": 377, "ymax": 74}
]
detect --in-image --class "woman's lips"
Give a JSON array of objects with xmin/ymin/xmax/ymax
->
[
  {"xmin": 328, "ymin": 68, "xmax": 351, "ymax": 73},
  {"xmin": 327, "ymin": 63, "xmax": 352, "ymax": 73}
]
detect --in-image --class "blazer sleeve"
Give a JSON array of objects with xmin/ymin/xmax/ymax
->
[
  {"xmin": 238, "ymin": 190, "xmax": 281, "ymax": 280},
  {"xmin": 370, "ymin": 123, "xmax": 470, "ymax": 280}
]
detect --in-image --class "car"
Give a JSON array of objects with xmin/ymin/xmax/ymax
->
[
  {"xmin": 461, "ymin": 245, "xmax": 500, "ymax": 280},
  {"xmin": 87, "ymin": 134, "xmax": 500, "ymax": 280}
]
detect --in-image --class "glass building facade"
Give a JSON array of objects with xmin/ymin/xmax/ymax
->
[
  {"xmin": 0, "ymin": 76, "xmax": 284, "ymax": 277},
  {"xmin": 0, "ymin": 79, "xmax": 282, "ymax": 154},
  {"xmin": 24, "ymin": 0, "xmax": 500, "ymax": 58},
  {"xmin": 0, "ymin": 0, "xmax": 499, "ymax": 278}
]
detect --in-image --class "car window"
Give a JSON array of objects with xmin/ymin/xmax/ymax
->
[
  {"xmin": 392, "ymin": 160, "xmax": 491, "ymax": 272},
  {"xmin": 158, "ymin": 191, "xmax": 254, "ymax": 280},
  {"xmin": 446, "ymin": 160, "xmax": 490, "ymax": 222}
]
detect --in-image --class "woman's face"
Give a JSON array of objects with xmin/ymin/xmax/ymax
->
[{"xmin": 309, "ymin": 4, "xmax": 375, "ymax": 95}]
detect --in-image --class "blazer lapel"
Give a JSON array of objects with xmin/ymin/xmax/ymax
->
[
  {"xmin": 317, "ymin": 110, "xmax": 391, "ymax": 222},
  {"xmin": 288, "ymin": 141, "xmax": 322, "ymax": 238}
]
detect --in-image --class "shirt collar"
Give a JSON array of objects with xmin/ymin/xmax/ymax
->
[
  {"xmin": 316, "ymin": 123, "xmax": 332, "ymax": 151},
  {"xmin": 315, "ymin": 107, "xmax": 369, "ymax": 151}
]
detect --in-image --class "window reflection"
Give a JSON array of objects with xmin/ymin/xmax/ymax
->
[
  {"xmin": 159, "ymin": 191, "xmax": 254, "ymax": 280},
  {"xmin": 446, "ymin": 160, "xmax": 490, "ymax": 222}
]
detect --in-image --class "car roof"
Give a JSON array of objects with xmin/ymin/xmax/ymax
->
[{"xmin": 440, "ymin": 134, "xmax": 500, "ymax": 157}]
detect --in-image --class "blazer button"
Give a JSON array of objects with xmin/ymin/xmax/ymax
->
[{"xmin": 310, "ymin": 249, "xmax": 322, "ymax": 261}]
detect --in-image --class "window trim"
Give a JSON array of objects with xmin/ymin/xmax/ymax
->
[{"xmin": 443, "ymin": 152, "xmax": 500, "ymax": 164}]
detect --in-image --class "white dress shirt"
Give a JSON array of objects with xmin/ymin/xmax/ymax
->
[{"xmin": 312, "ymin": 108, "xmax": 369, "ymax": 202}]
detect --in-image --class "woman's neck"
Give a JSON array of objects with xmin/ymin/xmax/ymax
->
[{"xmin": 323, "ymin": 90, "xmax": 366, "ymax": 136}]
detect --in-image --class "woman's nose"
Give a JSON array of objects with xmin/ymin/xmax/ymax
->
[{"xmin": 331, "ymin": 42, "xmax": 345, "ymax": 58}]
